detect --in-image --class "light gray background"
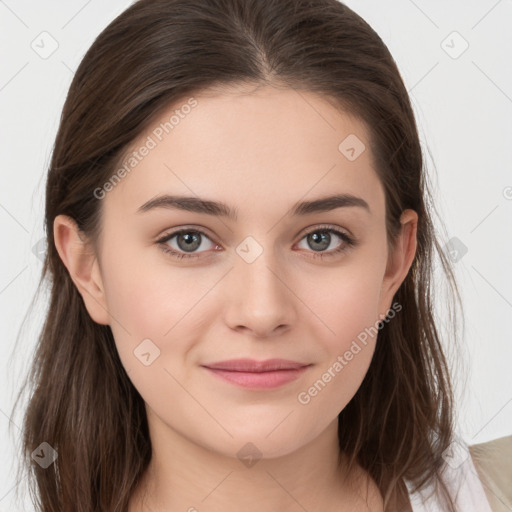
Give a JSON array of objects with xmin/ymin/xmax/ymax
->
[{"xmin": 1, "ymin": 0, "xmax": 511, "ymax": 509}]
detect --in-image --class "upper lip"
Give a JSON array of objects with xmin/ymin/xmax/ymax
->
[{"xmin": 202, "ymin": 358, "xmax": 310, "ymax": 372}]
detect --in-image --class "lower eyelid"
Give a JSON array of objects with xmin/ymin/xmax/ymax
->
[
  {"xmin": 297, "ymin": 228, "xmax": 349, "ymax": 244},
  {"xmin": 158, "ymin": 226, "xmax": 354, "ymax": 258},
  {"xmin": 160, "ymin": 230, "xmax": 217, "ymax": 254}
]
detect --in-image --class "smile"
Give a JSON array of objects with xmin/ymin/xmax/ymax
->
[{"xmin": 202, "ymin": 366, "xmax": 311, "ymax": 389}]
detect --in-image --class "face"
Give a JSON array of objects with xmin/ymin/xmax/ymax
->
[{"xmin": 61, "ymin": 84, "xmax": 415, "ymax": 460}]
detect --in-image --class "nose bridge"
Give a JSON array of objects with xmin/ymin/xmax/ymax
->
[
  {"xmin": 235, "ymin": 234, "xmax": 285, "ymax": 303},
  {"xmin": 224, "ymin": 234, "xmax": 295, "ymax": 335}
]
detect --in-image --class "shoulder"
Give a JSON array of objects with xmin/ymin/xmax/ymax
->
[
  {"xmin": 469, "ymin": 434, "xmax": 512, "ymax": 512},
  {"xmin": 409, "ymin": 436, "xmax": 506, "ymax": 512}
]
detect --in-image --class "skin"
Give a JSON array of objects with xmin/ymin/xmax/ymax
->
[{"xmin": 54, "ymin": 83, "xmax": 417, "ymax": 512}]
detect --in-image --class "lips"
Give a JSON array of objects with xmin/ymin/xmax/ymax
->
[
  {"xmin": 201, "ymin": 358, "xmax": 312, "ymax": 389},
  {"xmin": 202, "ymin": 358, "xmax": 309, "ymax": 372}
]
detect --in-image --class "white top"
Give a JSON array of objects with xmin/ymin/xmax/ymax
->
[{"xmin": 405, "ymin": 440, "xmax": 493, "ymax": 512}]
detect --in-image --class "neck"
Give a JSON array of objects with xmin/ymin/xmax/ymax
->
[{"xmin": 129, "ymin": 408, "xmax": 383, "ymax": 512}]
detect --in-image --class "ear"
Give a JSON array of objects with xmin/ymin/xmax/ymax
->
[
  {"xmin": 378, "ymin": 209, "xmax": 418, "ymax": 318},
  {"xmin": 53, "ymin": 214, "xmax": 110, "ymax": 325}
]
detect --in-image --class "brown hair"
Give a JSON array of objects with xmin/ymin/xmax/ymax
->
[{"xmin": 11, "ymin": 0, "xmax": 464, "ymax": 510}]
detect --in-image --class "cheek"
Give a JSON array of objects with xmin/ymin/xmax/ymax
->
[
  {"xmin": 101, "ymin": 242, "xmax": 208, "ymax": 333},
  {"xmin": 100, "ymin": 256, "xmax": 203, "ymax": 407},
  {"xmin": 303, "ymin": 261, "xmax": 384, "ymax": 348},
  {"xmin": 100, "ymin": 246, "xmax": 220, "ymax": 382},
  {"xmin": 293, "ymin": 259, "xmax": 385, "ymax": 410}
]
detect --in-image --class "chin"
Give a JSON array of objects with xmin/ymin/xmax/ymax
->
[{"xmin": 224, "ymin": 431, "xmax": 311, "ymax": 461}]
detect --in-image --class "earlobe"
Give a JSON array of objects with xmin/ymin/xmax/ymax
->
[
  {"xmin": 378, "ymin": 209, "xmax": 418, "ymax": 316},
  {"xmin": 53, "ymin": 214, "xmax": 110, "ymax": 325}
]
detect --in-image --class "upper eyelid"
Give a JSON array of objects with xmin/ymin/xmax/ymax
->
[
  {"xmin": 158, "ymin": 224, "xmax": 351, "ymax": 248},
  {"xmin": 157, "ymin": 226, "xmax": 217, "ymax": 245},
  {"xmin": 296, "ymin": 223, "xmax": 352, "ymax": 238}
]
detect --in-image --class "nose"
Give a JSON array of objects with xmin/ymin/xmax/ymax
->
[{"xmin": 223, "ymin": 245, "xmax": 297, "ymax": 338}]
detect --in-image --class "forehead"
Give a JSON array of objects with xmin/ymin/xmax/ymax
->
[{"xmin": 104, "ymin": 85, "xmax": 385, "ymax": 221}]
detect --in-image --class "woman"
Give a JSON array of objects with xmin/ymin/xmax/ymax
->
[{"xmin": 11, "ymin": 0, "xmax": 502, "ymax": 510}]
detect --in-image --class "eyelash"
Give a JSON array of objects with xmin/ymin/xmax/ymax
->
[{"xmin": 155, "ymin": 224, "xmax": 357, "ymax": 261}]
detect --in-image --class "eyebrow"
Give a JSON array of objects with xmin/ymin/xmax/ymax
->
[{"xmin": 136, "ymin": 193, "xmax": 370, "ymax": 220}]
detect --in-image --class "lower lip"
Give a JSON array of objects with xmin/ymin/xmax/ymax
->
[{"xmin": 203, "ymin": 366, "xmax": 310, "ymax": 389}]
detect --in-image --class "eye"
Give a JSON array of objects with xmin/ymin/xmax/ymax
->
[
  {"xmin": 296, "ymin": 225, "xmax": 357, "ymax": 259},
  {"xmin": 156, "ymin": 228, "xmax": 218, "ymax": 260},
  {"xmin": 156, "ymin": 224, "xmax": 357, "ymax": 261}
]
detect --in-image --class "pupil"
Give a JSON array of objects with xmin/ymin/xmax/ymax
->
[
  {"xmin": 175, "ymin": 231, "xmax": 331, "ymax": 253},
  {"xmin": 309, "ymin": 231, "xmax": 330, "ymax": 251},
  {"xmin": 178, "ymin": 232, "xmax": 200, "ymax": 252}
]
